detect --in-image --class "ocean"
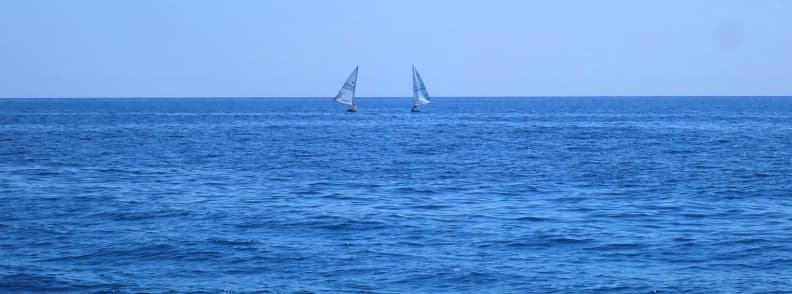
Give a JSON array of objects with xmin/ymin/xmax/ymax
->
[{"xmin": 1, "ymin": 97, "xmax": 791, "ymax": 293}]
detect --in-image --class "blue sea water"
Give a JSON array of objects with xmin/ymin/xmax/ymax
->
[{"xmin": 1, "ymin": 97, "xmax": 791, "ymax": 293}]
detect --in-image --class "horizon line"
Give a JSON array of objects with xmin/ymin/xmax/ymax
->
[{"xmin": 2, "ymin": 95, "xmax": 792, "ymax": 99}]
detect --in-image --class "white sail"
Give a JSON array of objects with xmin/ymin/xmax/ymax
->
[
  {"xmin": 334, "ymin": 66, "xmax": 358, "ymax": 106},
  {"xmin": 412, "ymin": 66, "xmax": 431, "ymax": 105}
]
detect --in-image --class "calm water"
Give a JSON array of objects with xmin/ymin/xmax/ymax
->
[{"xmin": 1, "ymin": 97, "xmax": 791, "ymax": 293}]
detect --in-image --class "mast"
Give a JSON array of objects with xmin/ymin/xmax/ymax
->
[
  {"xmin": 349, "ymin": 66, "xmax": 358, "ymax": 111},
  {"xmin": 412, "ymin": 66, "xmax": 418, "ymax": 106}
]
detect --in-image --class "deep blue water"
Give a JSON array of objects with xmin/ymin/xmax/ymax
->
[{"xmin": 1, "ymin": 97, "xmax": 791, "ymax": 293}]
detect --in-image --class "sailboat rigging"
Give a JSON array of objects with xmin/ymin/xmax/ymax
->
[
  {"xmin": 411, "ymin": 66, "xmax": 431, "ymax": 112},
  {"xmin": 334, "ymin": 66, "xmax": 359, "ymax": 112}
]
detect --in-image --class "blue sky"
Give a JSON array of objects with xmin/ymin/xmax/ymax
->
[{"xmin": 1, "ymin": 0, "xmax": 790, "ymax": 97}]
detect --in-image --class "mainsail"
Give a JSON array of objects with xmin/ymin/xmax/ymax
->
[
  {"xmin": 412, "ymin": 66, "xmax": 431, "ymax": 105},
  {"xmin": 335, "ymin": 66, "xmax": 358, "ymax": 106}
]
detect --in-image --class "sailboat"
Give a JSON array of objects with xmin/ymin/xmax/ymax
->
[
  {"xmin": 334, "ymin": 66, "xmax": 359, "ymax": 112},
  {"xmin": 411, "ymin": 66, "xmax": 431, "ymax": 112}
]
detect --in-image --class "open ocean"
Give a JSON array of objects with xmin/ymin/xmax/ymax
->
[{"xmin": 1, "ymin": 97, "xmax": 791, "ymax": 293}]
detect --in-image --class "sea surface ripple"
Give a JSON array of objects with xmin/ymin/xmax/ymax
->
[{"xmin": 1, "ymin": 97, "xmax": 791, "ymax": 293}]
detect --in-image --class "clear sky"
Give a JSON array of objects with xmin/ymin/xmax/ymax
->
[{"xmin": 1, "ymin": 0, "xmax": 790, "ymax": 97}]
